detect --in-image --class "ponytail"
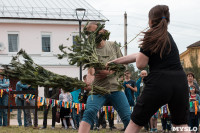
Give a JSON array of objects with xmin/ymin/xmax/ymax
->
[{"xmin": 140, "ymin": 5, "xmax": 171, "ymax": 58}]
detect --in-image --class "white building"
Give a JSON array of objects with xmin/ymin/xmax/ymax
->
[{"xmin": 0, "ymin": 0, "xmax": 108, "ymax": 97}]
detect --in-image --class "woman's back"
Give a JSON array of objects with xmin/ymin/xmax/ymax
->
[{"xmin": 140, "ymin": 33, "xmax": 183, "ymax": 72}]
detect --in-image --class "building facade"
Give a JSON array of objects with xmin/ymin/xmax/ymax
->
[
  {"xmin": 0, "ymin": 0, "xmax": 108, "ymax": 97},
  {"xmin": 180, "ymin": 41, "xmax": 200, "ymax": 68}
]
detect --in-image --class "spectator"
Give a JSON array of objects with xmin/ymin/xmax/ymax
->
[
  {"xmin": 40, "ymin": 87, "xmax": 59, "ymax": 129},
  {"xmin": 188, "ymin": 85, "xmax": 200, "ymax": 132},
  {"xmin": 150, "ymin": 111, "xmax": 159, "ymax": 132},
  {"xmin": 0, "ymin": 73, "xmax": 10, "ymax": 126},
  {"xmin": 98, "ymin": 101, "xmax": 116, "ymax": 130},
  {"xmin": 136, "ymin": 70, "xmax": 150, "ymax": 132},
  {"xmin": 187, "ymin": 72, "xmax": 199, "ymax": 95},
  {"xmin": 78, "ymin": 75, "xmax": 89, "ymax": 120},
  {"xmin": 123, "ymin": 70, "xmax": 137, "ymax": 107},
  {"xmin": 160, "ymin": 104, "xmax": 171, "ymax": 133},
  {"xmin": 24, "ymin": 86, "xmax": 38, "ymax": 127},
  {"xmin": 135, "ymin": 70, "xmax": 147, "ymax": 100},
  {"xmin": 71, "ymin": 88, "xmax": 81, "ymax": 129},
  {"xmin": 15, "ymin": 81, "xmax": 30, "ymax": 127},
  {"xmin": 59, "ymin": 89, "xmax": 76, "ymax": 130}
]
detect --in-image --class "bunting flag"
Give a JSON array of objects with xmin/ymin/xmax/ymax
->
[
  {"xmin": 46, "ymin": 98, "xmax": 49, "ymax": 107},
  {"xmin": 110, "ymin": 106, "xmax": 113, "ymax": 119},
  {"xmin": 32, "ymin": 95, "xmax": 35, "ymax": 100},
  {"xmin": 77, "ymin": 103, "xmax": 79, "ymax": 114},
  {"xmin": 108, "ymin": 106, "xmax": 110, "ymax": 112},
  {"xmin": 105, "ymin": 106, "xmax": 107, "ymax": 120},
  {"xmin": 52, "ymin": 99, "xmax": 55, "ymax": 107},
  {"xmin": 103, "ymin": 106, "xmax": 105, "ymax": 111},
  {"xmin": 79, "ymin": 103, "xmax": 81, "ymax": 111},
  {"xmin": 42, "ymin": 97, "xmax": 45, "ymax": 105},
  {"xmin": 29, "ymin": 95, "xmax": 33, "ymax": 100},
  {"xmin": 0, "ymin": 89, "xmax": 3, "ymax": 97},
  {"xmin": 82, "ymin": 103, "xmax": 84, "ymax": 110},
  {"xmin": 49, "ymin": 99, "xmax": 52, "ymax": 105},
  {"xmin": 190, "ymin": 101, "xmax": 193, "ymax": 108},
  {"xmin": 107, "ymin": 106, "xmax": 109, "ymax": 120},
  {"xmin": 0, "ymin": 88, "xmax": 117, "ymax": 114},
  {"xmin": 194, "ymin": 101, "xmax": 198, "ymax": 115},
  {"xmin": 62, "ymin": 101, "xmax": 64, "ymax": 107},
  {"xmin": 37, "ymin": 97, "xmax": 41, "ymax": 108}
]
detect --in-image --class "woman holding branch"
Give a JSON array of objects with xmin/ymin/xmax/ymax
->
[{"xmin": 108, "ymin": 5, "xmax": 189, "ymax": 133}]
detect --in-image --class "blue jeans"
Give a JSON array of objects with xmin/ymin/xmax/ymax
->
[
  {"xmin": 72, "ymin": 108, "xmax": 80, "ymax": 128},
  {"xmin": 15, "ymin": 97, "xmax": 27, "ymax": 126},
  {"xmin": 82, "ymin": 91, "xmax": 131, "ymax": 128},
  {"xmin": 0, "ymin": 94, "xmax": 8, "ymax": 126}
]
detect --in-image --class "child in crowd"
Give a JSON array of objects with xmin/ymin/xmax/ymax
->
[
  {"xmin": 150, "ymin": 110, "xmax": 159, "ymax": 132},
  {"xmin": 189, "ymin": 85, "xmax": 200, "ymax": 132},
  {"xmin": 59, "ymin": 89, "xmax": 76, "ymax": 130},
  {"xmin": 160, "ymin": 104, "xmax": 172, "ymax": 133}
]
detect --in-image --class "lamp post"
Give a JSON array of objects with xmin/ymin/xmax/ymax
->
[{"xmin": 76, "ymin": 8, "xmax": 86, "ymax": 81}]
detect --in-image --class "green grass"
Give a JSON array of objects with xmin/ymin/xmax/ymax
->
[{"xmin": 0, "ymin": 125, "xmax": 124, "ymax": 133}]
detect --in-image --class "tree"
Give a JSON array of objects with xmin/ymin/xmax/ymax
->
[
  {"xmin": 183, "ymin": 49, "xmax": 200, "ymax": 84},
  {"xmin": 127, "ymin": 64, "xmax": 139, "ymax": 80}
]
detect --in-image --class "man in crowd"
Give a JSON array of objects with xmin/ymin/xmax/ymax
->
[
  {"xmin": 0, "ymin": 72, "xmax": 10, "ymax": 126},
  {"xmin": 123, "ymin": 70, "xmax": 137, "ymax": 107},
  {"xmin": 24, "ymin": 86, "xmax": 38, "ymax": 127},
  {"xmin": 135, "ymin": 70, "xmax": 148, "ymax": 100},
  {"xmin": 40, "ymin": 87, "xmax": 59, "ymax": 129},
  {"xmin": 15, "ymin": 81, "xmax": 30, "ymax": 127}
]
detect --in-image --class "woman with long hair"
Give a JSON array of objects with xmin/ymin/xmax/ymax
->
[{"xmin": 109, "ymin": 5, "xmax": 189, "ymax": 133}]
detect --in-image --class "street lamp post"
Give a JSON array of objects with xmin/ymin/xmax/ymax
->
[{"xmin": 76, "ymin": 8, "xmax": 86, "ymax": 81}]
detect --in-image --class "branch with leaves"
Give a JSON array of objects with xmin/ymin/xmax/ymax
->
[
  {"xmin": 0, "ymin": 49, "xmax": 110, "ymax": 95},
  {"xmin": 57, "ymin": 22, "xmax": 126, "ymax": 78}
]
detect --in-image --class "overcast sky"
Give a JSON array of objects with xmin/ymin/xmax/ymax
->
[{"xmin": 87, "ymin": 0, "xmax": 200, "ymax": 55}]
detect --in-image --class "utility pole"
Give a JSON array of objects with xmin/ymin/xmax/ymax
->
[{"xmin": 124, "ymin": 12, "xmax": 128, "ymax": 69}]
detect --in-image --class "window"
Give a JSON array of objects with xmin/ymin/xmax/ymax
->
[
  {"xmin": 8, "ymin": 34, "xmax": 18, "ymax": 52},
  {"xmin": 42, "ymin": 35, "xmax": 51, "ymax": 52},
  {"xmin": 72, "ymin": 35, "xmax": 79, "ymax": 51},
  {"xmin": 73, "ymin": 35, "xmax": 78, "ymax": 45}
]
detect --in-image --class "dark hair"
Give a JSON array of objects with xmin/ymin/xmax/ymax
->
[
  {"xmin": 187, "ymin": 72, "xmax": 195, "ymax": 78},
  {"xmin": 141, "ymin": 5, "xmax": 171, "ymax": 58},
  {"xmin": 125, "ymin": 70, "xmax": 131, "ymax": 74},
  {"xmin": 83, "ymin": 75, "xmax": 87, "ymax": 80},
  {"xmin": 190, "ymin": 85, "xmax": 197, "ymax": 93}
]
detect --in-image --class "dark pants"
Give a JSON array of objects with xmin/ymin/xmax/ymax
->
[
  {"xmin": 188, "ymin": 112, "xmax": 199, "ymax": 131},
  {"xmin": 98, "ymin": 111, "xmax": 114, "ymax": 128},
  {"xmin": 161, "ymin": 117, "xmax": 171, "ymax": 131},
  {"xmin": 72, "ymin": 108, "xmax": 80, "ymax": 128},
  {"xmin": 144, "ymin": 121, "xmax": 151, "ymax": 131},
  {"xmin": 0, "ymin": 94, "xmax": 8, "ymax": 126},
  {"xmin": 43, "ymin": 105, "xmax": 57, "ymax": 128}
]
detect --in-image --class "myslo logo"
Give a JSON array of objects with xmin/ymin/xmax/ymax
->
[{"xmin": 172, "ymin": 127, "xmax": 197, "ymax": 132}]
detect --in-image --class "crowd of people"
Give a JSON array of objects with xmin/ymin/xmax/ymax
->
[
  {"xmin": 0, "ymin": 69, "xmax": 199, "ymax": 132},
  {"xmin": 0, "ymin": 4, "xmax": 199, "ymax": 133}
]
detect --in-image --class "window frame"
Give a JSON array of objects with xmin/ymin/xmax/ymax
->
[
  {"xmin": 41, "ymin": 32, "xmax": 52, "ymax": 53},
  {"xmin": 7, "ymin": 32, "xmax": 19, "ymax": 53}
]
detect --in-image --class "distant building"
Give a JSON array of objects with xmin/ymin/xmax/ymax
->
[
  {"xmin": 0, "ymin": 0, "xmax": 108, "ymax": 97},
  {"xmin": 180, "ymin": 41, "xmax": 200, "ymax": 68}
]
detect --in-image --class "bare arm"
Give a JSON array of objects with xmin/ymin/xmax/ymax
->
[
  {"xmin": 130, "ymin": 86, "xmax": 137, "ymax": 92},
  {"xmin": 110, "ymin": 53, "xmax": 139, "ymax": 64},
  {"xmin": 126, "ymin": 84, "xmax": 137, "ymax": 92},
  {"xmin": 136, "ymin": 52, "xmax": 149, "ymax": 70}
]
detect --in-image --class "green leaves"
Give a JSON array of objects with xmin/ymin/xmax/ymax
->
[{"xmin": 2, "ymin": 49, "xmax": 110, "ymax": 95}]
